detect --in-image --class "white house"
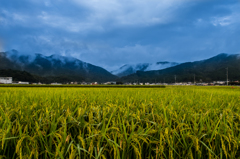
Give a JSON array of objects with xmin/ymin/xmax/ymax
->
[
  {"xmin": 51, "ymin": 83, "xmax": 62, "ymax": 85},
  {"xmin": 0, "ymin": 77, "xmax": 12, "ymax": 84},
  {"xmin": 18, "ymin": 81, "xmax": 29, "ymax": 84}
]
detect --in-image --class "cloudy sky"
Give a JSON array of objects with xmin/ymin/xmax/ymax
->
[{"xmin": 0, "ymin": 0, "xmax": 240, "ymax": 70}]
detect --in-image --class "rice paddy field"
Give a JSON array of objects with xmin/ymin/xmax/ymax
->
[{"xmin": 1, "ymin": 86, "xmax": 240, "ymax": 159}]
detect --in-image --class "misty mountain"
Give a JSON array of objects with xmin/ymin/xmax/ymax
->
[
  {"xmin": 111, "ymin": 62, "xmax": 179, "ymax": 77},
  {"xmin": 0, "ymin": 50, "xmax": 117, "ymax": 82},
  {"xmin": 120, "ymin": 53, "xmax": 240, "ymax": 83}
]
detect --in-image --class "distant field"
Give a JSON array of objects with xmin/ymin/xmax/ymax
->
[
  {"xmin": 0, "ymin": 84, "xmax": 165, "ymax": 88},
  {"xmin": 1, "ymin": 86, "xmax": 240, "ymax": 158}
]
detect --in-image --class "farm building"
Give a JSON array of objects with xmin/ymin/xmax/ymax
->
[
  {"xmin": 0, "ymin": 77, "xmax": 12, "ymax": 84},
  {"xmin": 18, "ymin": 81, "xmax": 29, "ymax": 84},
  {"xmin": 12, "ymin": 81, "xmax": 30, "ymax": 84}
]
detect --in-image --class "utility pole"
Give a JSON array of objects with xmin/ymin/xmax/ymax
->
[
  {"xmin": 175, "ymin": 75, "xmax": 176, "ymax": 84},
  {"xmin": 194, "ymin": 74, "xmax": 196, "ymax": 84},
  {"xmin": 226, "ymin": 67, "xmax": 228, "ymax": 86}
]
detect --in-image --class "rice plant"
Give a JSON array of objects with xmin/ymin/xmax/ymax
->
[{"xmin": 0, "ymin": 86, "xmax": 240, "ymax": 158}]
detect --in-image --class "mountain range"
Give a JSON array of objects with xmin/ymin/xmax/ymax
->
[
  {"xmin": 0, "ymin": 50, "xmax": 116, "ymax": 82},
  {"xmin": 0, "ymin": 50, "xmax": 240, "ymax": 83},
  {"xmin": 120, "ymin": 53, "xmax": 240, "ymax": 83}
]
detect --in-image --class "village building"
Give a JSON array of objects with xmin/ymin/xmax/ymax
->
[{"xmin": 0, "ymin": 77, "xmax": 13, "ymax": 84}]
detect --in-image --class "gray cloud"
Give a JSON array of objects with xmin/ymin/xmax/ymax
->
[
  {"xmin": 0, "ymin": 0, "xmax": 240, "ymax": 71},
  {"xmin": 0, "ymin": 39, "xmax": 3, "ymax": 52}
]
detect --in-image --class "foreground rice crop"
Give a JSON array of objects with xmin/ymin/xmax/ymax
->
[{"xmin": 1, "ymin": 86, "xmax": 240, "ymax": 158}]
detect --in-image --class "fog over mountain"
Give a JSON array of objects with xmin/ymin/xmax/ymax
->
[{"xmin": 112, "ymin": 62, "xmax": 179, "ymax": 77}]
